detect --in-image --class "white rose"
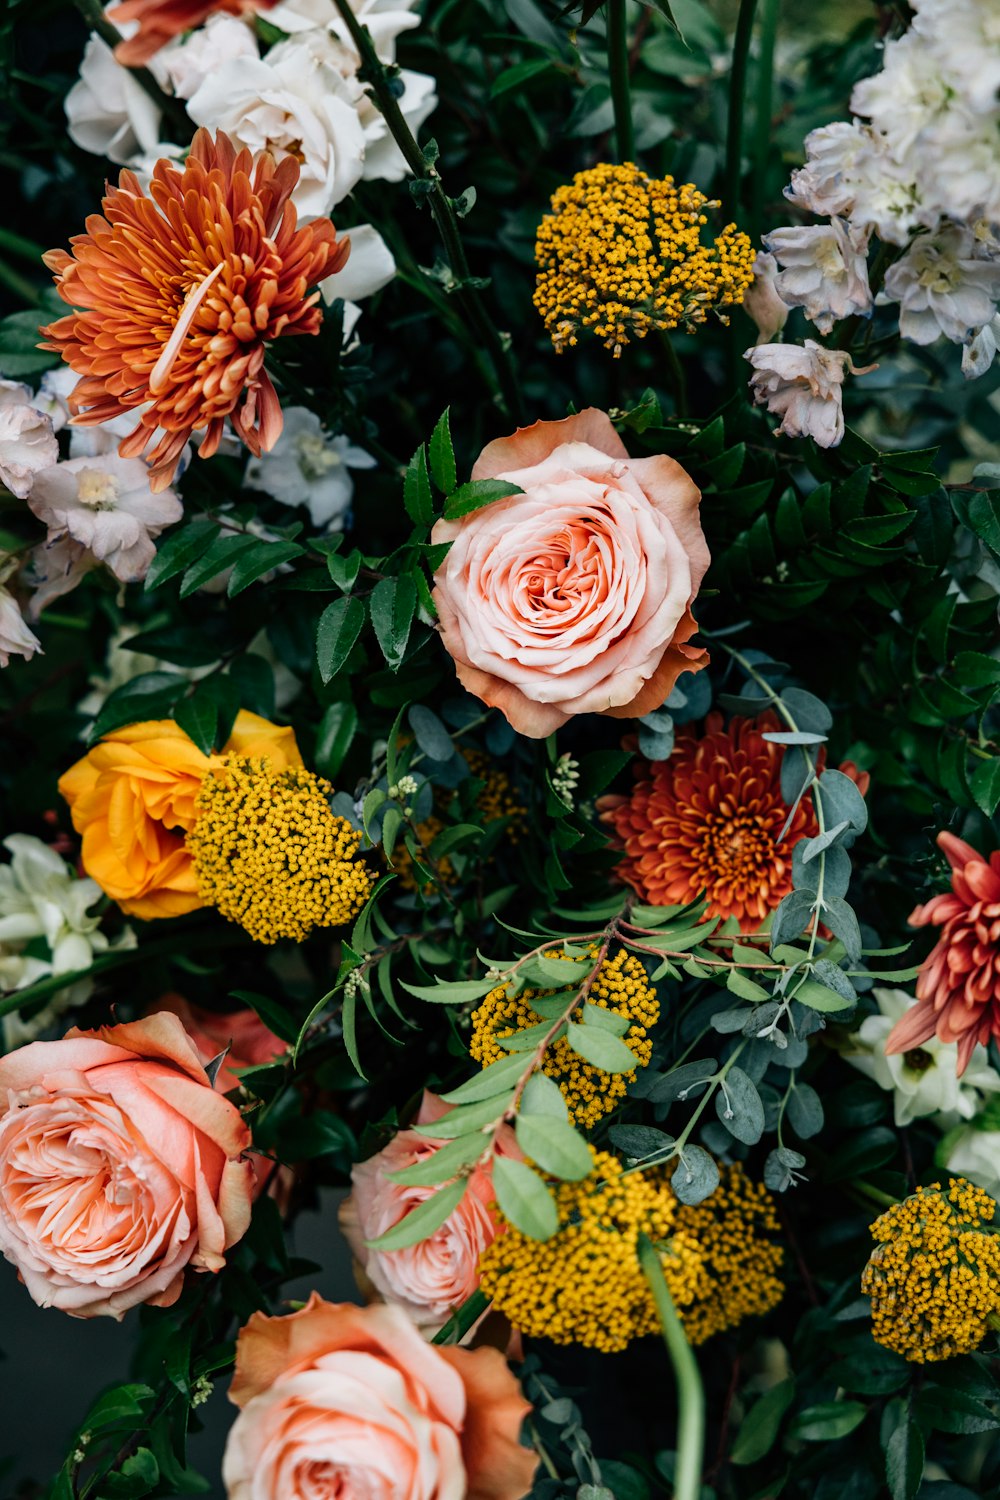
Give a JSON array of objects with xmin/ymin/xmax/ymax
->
[
  {"xmin": 0, "ymin": 381, "xmax": 58, "ymax": 499},
  {"xmin": 159, "ymin": 14, "xmax": 259, "ymax": 100},
  {"xmin": 65, "ymin": 33, "xmax": 165, "ymax": 165}
]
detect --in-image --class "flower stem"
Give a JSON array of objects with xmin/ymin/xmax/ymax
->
[
  {"xmin": 329, "ymin": 0, "xmax": 524, "ymax": 424},
  {"xmin": 749, "ymin": 0, "xmax": 779, "ymax": 242},
  {"xmin": 724, "ymin": 0, "xmax": 758, "ymax": 218},
  {"xmin": 607, "ymin": 0, "xmax": 635, "ymax": 163},
  {"xmin": 0, "ymin": 256, "xmax": 39, "ymax": 305},
  {"xmin": 658, "ymin": 331, "xmax": 689, "ymax": 417},
  {"xmin": 638, "ymin": 1234, "xmax": 705, "ymax": 1500},
  {"xmin": 70, "ymin": 0, "xmax": 191, "ymax": 137}
]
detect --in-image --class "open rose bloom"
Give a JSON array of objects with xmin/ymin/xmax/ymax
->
[
  {"xmin": 432, "ymin": 409, "xmax": 709, "ymax": 738},
  {"xmin": 0, "ymin": 1012, "xmax": 253, "ymax": 1318},
  {"xmin": 224, "ymin": 1294, "xmax": 536, "ymax": 1500}
]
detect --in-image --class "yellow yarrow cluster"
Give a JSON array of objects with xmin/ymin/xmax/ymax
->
[
  {"xmin": 187, "ymin": 754, "xmax": 372, "ymax": 944},
  {"xmin": 478, "ymin": 1150, "xmax": 702, "ymax": 1352},
  {"xmin": 533, "ymin": 161, "xmax": 756, "ymax": 356},
  {"xmin": 394, "ymin": 750, "xmax": 527, "ymax": 894},
  {"xmin": 669, "ymin": 1164, "xmax": 784, "ymax": 1344},
  {"xmin": 862, "ymin": 1178, "xmax": 1000, "ymax": 1363},
  {"xmin": 470, "ymin": 947, "xmax": 658, "ymax": 1128}
]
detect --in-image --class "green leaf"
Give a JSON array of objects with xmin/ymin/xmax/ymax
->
[
  {"xmin": 443, "ymin": 479, "xmax": 523, "ymax": 520},
  {"xmin": 730, "ymin": 1379, "xmax": 795, "ymax": 1466},
  {"xmin": 145, "ymin": 520, "xmax": 221, "ymax": 591},
  {"xmin": 565, "ymin": 1021, "xmax": 638, "ymax": 1074},
  {"xmin": 794, "ymin": 977, "xmax": 855, "ymax": 1012},
  {"xmin": 180, "ymin": 533, "xmax": 258, "ymax": 598},
  {"xmin": 327, "ymin": 549, "xmax": 362, "ymax": 592},
  {"xmin": 364, "ymin": 1177, "xmax": 468, "ymax": 1250},
  {"xmin": 428, "ymin": 409, "xmax": 457, "ymax": 493},
  {"xmin": 727, "ymin": 969, "xmax": 770, "ymax": 1001},
  {"xmin": 401, "ymin": 977, "xmax": 498, "ymax": 1005},
  {"xmin": 441, "ymin": 1053, "xmax": 526, "ymax": 1104},
  {"xmin": 515, "ymin": 1114, "xmax": 592, "ymax": 1180},
  {"xmin": 370, "ymin": 575, "xmax": 417, "ymax": 670},
  {"xmin": 0, "ymin": 309, "xmax": 58, "ymax": 376},
  {"xmin": 173, "ymin": 689, "xmax": 218, "ymax": 756},
  {"xmin": 789, "ymin": 1401, "xmax": 866, "ymax": 1441},
  {"xmin": 609, "ymin": 1123, "xmax": 674, "ymax": 1158},
  {"xmin": 492, "ymin": 1156, "xmax": 559, "ymax": 1240},
  {"xmin": 490, "ymin": 56, "xmax": 554, "ymax": 96},
  {"xmin": 971, "ymin": 758, "xmax": 1000, "ymax": 817},
  {"xmin": 716, "ymin": 1065, "xmax": 765, "ymax": 1144},
  {"xmin": 81, "ymin": 1383, "xmax": 157, "ymax": 1431},
  {"xmin": 886, "ymin": 1421, "xmax": 924, "ymax": 1500},
  {"xmin": 413, "ymin": 1091, "xmax": 514, "ymax": 1138},
  {"xmin": 520, "ymin": 1072, "xmax": 569, "ymax": 1119},
  {"xmin": 315, "ymin": 702, "xmax": 358, "ymax": 779},
  {"xmin": 786, "ymin": 1082, "xmax": 824, "ymax": 1139},
  {"xmin": 316, "ymin": 595, "xmax": 366, "ymax": 683},
  {"xmin": 581, "ymin": 1002, "xmax": 630, "ymax": 1035},
  {"xmin": 229, "ymin": 989, "xmax": 301, "ymax": 1046},
  {"xmin": 404, "ymin": 444, "xmax": 434, "ymax": 525},
  {"xmin": 228, "ymin": 539, "xmax": 304, "ymax": 596},
  {"xmin": 387, "ymin": 1133, "xmax": 488, "ymax": 1187},
  {"xmin": 671, "ymin": 1145, "xmax": 719, "ymax": 1205},
  {"xmin": 90, "ymin": 673, "xmax": 187, "ymax": 742},
  {"xmin": 408, "ymin": 704, "xmax": 454, "ymax": 761}
]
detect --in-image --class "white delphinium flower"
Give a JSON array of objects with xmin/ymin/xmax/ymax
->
[
  {"xmin": 784, "ymin": 121, "xmax": 872, "ymax": 217},
  {"xmin": 0, "ymin": 379, "xmax": 58, "ymax": 498},
  {"xmin": 882, "ymin": 227, "xmax": 1000, "ymax": 345},
  {"xmin": 851, "ymin": 30, "xmax": 951, "ymax": 166},
  {"xmin": 963, "ymin": 313, "xmax": 1000, "ymax": 379},
  {"xmin": 847, "ymin": 987, "xmax": 1000, "ymax": 1128},
  {"xmin": 742, "ymin": 252, "xmax": 789, "ymax": 345},
  {"xmin": 159, "ymin": 14, "xmax": 259, "ymax": 99},
  {"xmin": 28, "ymin": 455, "xmax": 182, "ymax": 584},
  {"xmin": 245, "ymin": 407, "xmax": 375, "ymax": 529},
  {"xmin": 185, "ymin": 44, "xmax": 367, "ymax": 219},
  {"xmin": 745, "ymin": 340, "xmax": 873, "ymax": 449},
  {"xmin": 764, "ymin": 219, "xmax": 872, "ymax": 335},
  {"xmin": 65, "ymin": 33, "xmax": 166, "ymax": 165},
  {"xmin": 911, "ymin": 0, "xmax": 1000, "ymax": 117}
]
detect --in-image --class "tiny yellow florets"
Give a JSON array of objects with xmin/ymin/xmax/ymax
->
[
  {"xmin": 478, "ymin": 1149, "xmax": 702, "ymax": 1352},
  {"xmin": 862, "ymin": 1178, "xmax": 1000, "ymax": 1363},
  {"xmin": 187, "ymin": 754, "xmax": 373, "ymax": 945},
  {"xmin": 533, "ymin": 161, "xmax": 756, "ymax": 356},
  {"xmin": 394, "ymin": 749, "xmax": 527, "ymax": 894},
  {"xmin": 470, "ymin": 947, "xmax": 658, "ymax": 1128},
  {"xmin": 670, "ymin": 1164, "xmax": 784, "ymax": 1344}
]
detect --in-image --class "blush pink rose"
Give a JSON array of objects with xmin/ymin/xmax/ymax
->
[
  {"xmin": 0, "ymin": 1011, "xmax": 254, "ymax": 1318},
  {"xmin": 431, "ymin": 409, "xmax": 710, "ymax": 738},
  {"xmin": 339, "ymin": 1092, "xmax": 511, "ymax": 1333},
  {"xmin": 153, "ymin": 993, "xmax": 287, "ymax": 1094},
  {"xmin": 224, "ymin": 1293, "xmax": 537, "ymax": 1500}
]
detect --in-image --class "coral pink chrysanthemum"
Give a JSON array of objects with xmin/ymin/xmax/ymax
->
[
  {"xmin": 601, "ymin": 711, "xmax": 869, "ymax": 933},
  {"xmin": 40, "ymin": 130, "xmax": 348, "ymax": 492},
  {"xmin": 108, "ymin": 0, "xmax": 277, "ymax": 65},
  {"xmin": 886, "ymin": 831, "xmax": 1000, "ymax": 1075}
]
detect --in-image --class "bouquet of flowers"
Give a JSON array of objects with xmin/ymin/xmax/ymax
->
[{"xmin": 2, "ymin": 0, "xmax": 1000, "ymax": 1495}]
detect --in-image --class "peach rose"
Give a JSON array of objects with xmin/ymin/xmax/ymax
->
[
  {"xmin": 0, "ymin": 1012, "xmax": 253, "ymax": 1318},
  {"xmin": 154, "ymin": 993, "xmax": 287, "ymax": 1094},
  {"xmin": 431, "ymin": 409, "xmax": 710, "ymax": 738},
  {"xmin": 224, "ymin": 1293, "xmax": 536, "ymax": 1500},
  {"xmin": 58, "ymin": 710, "xmax": 302, "ymax": 920},
  {"xmin": 339, "ymin": 1092, "xmax": 510, "ymax": 1333}
]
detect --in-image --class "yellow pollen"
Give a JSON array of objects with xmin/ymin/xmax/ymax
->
[{"xmin": 186, "ymin": 754, "xmax": 373, "ymax": 945}]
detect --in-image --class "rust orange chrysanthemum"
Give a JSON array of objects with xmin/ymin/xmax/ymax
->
[
  {"xmin": 108, "ymin": 0, "xmax": 277, "ymax": 65},
  {"xmin": 886, "ymin": 831, "xmax": 1000, "ymax": 1076},
  {"xmin": 601, "ymin": 711, "xmax": 870, "ymax": 934},
  {"xmin": 40, "ymin": 130, "xmax": 348, "ymax": 492}
]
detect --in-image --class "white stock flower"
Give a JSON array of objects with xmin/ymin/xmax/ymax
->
[
  {"xmin": 883, "ymin": 227, "xmax": 1000, "ymax": 345},
  {"xmin": 847, "ymin": 987, "xmax": 1000, "ymax": 1128},
  {"xmin": 0, "ymin": 380, "xmax": 58, "ymax": 499},
  {"xmin": 245, "ymin": 406, "xmax": 375, "ymax": 529},
  {"xmin": 764, "ymin": 219, "xmax": 872, "ymax": 335},
  {"xmin": 65, "ymin": 33, "xmax": 166, "ymax": 165},
  {"xmin": 28, "ymin": 455, "xmax": 182, "ymax": 584},
  {"xmin": 185, "ymin": 46, "xmax": 366, "ymax": 218},
  {"xmin": 745, "ymin": 339, "xmax": 871, "ymax": 449},
  {"xmin": 741, "ymin": 252, "xmax": 789, "ymax": 345},
  {"xmin": 159, "ymin": 14, "xmax": 259, "ymax": 99},
  {"xmin": 0, "ymin": 584, "xmax": 42, "ymax": 669}
]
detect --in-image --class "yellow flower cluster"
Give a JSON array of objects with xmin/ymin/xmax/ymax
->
[
  {"xmin": 478, "ymin": 1150, "xmax": 702, "ymax": 1352},
  {"xmin": 470, "ymin": 947, "xmax": 658, "ymax": 1128},
  {"xmin": 394, "ymin": 750, "xmax": 527, "ymax": 894},
  {"xmin": 862, "ymin": 1179, "xmax": 1000, "ymax": 1363},
  {"xmin": 533, "ymin": 161, "xmax": 756, "ymax": 356},
  {"xmin": 670, "ymin": 1164, "xmax": 784, "ymax": 1344},
  {"xmin": 187, "ymin": 755, "xmax": 372, "ymax": 945}
]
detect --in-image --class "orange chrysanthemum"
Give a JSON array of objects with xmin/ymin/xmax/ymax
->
[
  {"xmin": 601, "ymin": 711, "xmax": 869, "ymax": 933},
  {"xmin": 108, "ymin": 0, "xmax": 277, "ymax": 65},
  {"xmin": 40, "ymin": 130, "xmax": 348, "ymax": 492}
]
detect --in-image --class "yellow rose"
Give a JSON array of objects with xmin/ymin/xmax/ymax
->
[{"xmin": 58, "ymin": 712, "xmax": 303, "ymax": 920}]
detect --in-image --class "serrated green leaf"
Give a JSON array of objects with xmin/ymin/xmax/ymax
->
[
  {"xmin": 316, "ymin": 594, "xmax": 366, "ymax": 683},
  {"xmin": 404, "ymin": 445, "xmax": 434, "ymax": 524},
  {"xmin": 428, "ymin": 409, "xmax": 457, "ymax": 493},
  {"xmin": 443, "ymin": 479, "xmax": 523, "ymax": 520},
  {"xmin": 370, "ymin": 575, "xmax": 417, "ymax": 670}
]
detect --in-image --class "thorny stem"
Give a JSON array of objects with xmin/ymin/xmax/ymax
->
[
  {"xmin": 638, "ymin": 1234, "xmax": 705, "ymax": 1500},
  {"xmin": 607, "ymin": 0, "xmax": 636, "ymax": 163},
  {"xmin": 328, "ymin": 0, "xmax": 525, "ymax": 424}
]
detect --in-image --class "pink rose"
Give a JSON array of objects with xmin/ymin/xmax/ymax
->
[
  {"xmin": 431, "ymin": 409, "xmax": 710, "ymax": 738},
  {"xmin": 339, "ymin": 1092, "xmax": 510, "ymax": 1333},
  {"xmin": 224, "ymin": 1293, "xmax": 537, "ymax": 1500},
  {"xmin": 0, "ymin": 1011, "xmax": 254, "ymax": 1318},
  {"xmin": 153, "ymin": 993, "xmax": 287, "ymax": 1094}
]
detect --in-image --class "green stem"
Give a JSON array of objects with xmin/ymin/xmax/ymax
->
[
  {"xmin": 607, "ymin": 0, "xmax": 635, "ymax": 163},
  {"xmin": 0, "ymin": 257, "xmax": 39, "ymax": 305},
  {"xmin": 724, "ymin": 0, "xmax": 758, "ymax": 218},
  {"xmin": 638, "ymin": 1234, "xmax": 705, "ymax": 1500},
  {"xmin": 658, "ymin": 331, "xmax": 689, "ymax": 418},
  {"xmin": 70, "ymin": 0, "xmax": 192, "ymax": 138},
  {"xmin": 0, "ymin": 226, "xmax": 47, "ymax": 264},
  {"xmin": 329, "ymin": 0, "xmax": 524, "ymax": 424},
  {"xmin": 750, "ymin": 0, "xmax": 779, "ymax": 242}
]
